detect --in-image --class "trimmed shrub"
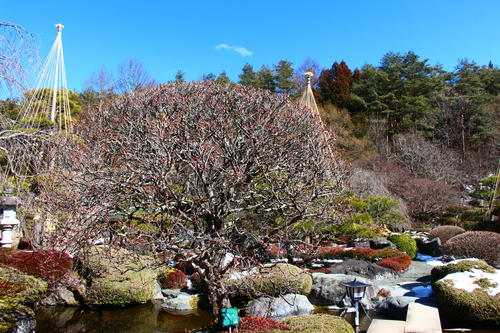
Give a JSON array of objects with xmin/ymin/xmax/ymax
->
[
  {"xmin": 225, "ymin": 264, "xmax": 312, "ymax": 298},
  {"xmin": 430, "ymin": 259, "xmax": 495, "ymax": 283},
  {"xmin": 315, "ymin": 246, "xmax": 344, "ymax": 259},
  {"xmin": 158, "ymin": 268, "xmax": 187, "ymax": 290},
  {"xmin": 279, "ymin": 314, "xmax": 354, "ymax": 333},
  {"xmin": 237, "ymin": 317, "xmax": 291, "ymax": 332},
  {"xmin": 429, "ymin": 225, "xmax": 465, "ymax": 244},
  {"xmin": 0, "ymin": 249, "xmax": 72, "ymax": 285},
  {"xmin": 343, "ymin": 247, "xmax": 376, "ymax": 260},
  {"xmin": 388, "ymin": 234, "xmax": 417, "ymax": 258},
  {"xmin": 434, "ymin": 279, "xmax": 500, "ymax": 326},
  {"xmin": 374, "ymin": 248, "xmax": 405, "ymax": 259},
  {"xmin": 376, "ymin": 254, "xmax": 412, "ymax": 272},
  {"xmin": 443, "ymin": 231, "xmax": 500, "ymax": 267},
  {"xmin": 0, "ymin": 266, "xmax": 48, "ymax": 303}
]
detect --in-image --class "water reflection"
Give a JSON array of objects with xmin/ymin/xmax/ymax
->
[{"xmin": 36, "ymin": 303, "xmax": 214, "ymax": 333}]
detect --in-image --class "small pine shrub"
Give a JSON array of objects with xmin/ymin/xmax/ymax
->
[
  {"xmin": 338, "ymin": 223, "xmax": 378, "ymax": 238},
  {"xmin": 158, "ymin": 268, "xmax": 188, "ymax": 290},
  {"xmin": 388, "ymin": 234, "xmax": 417, "ymax": 258},
  {"xmin": 237, "ymin": 316, "xmax": 291, "ymax": 332},
  {"xmin": 376, "ymin": 254, "xmax": 412, "ymax": 272},
  {"xmin": 429, "ymin": 225, "xmax": 465, "ymax": 244},
  {"xmin": 374, "ymin": 248, "xmax": 405, "ymax": 259},
  {"xmin": 315, "ymin": 246, "xmax": 344, "ymax": 259},
  {"xmin": 443, "ymin": 231, "xmax": 500, "ymax": 267},
  {"xmin": 343, "ymin": 247, "xmax": 376, "ymax": 260}
]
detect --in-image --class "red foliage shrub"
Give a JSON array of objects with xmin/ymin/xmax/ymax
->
[
  {"xmin": 443, "ymin": 231, "xmax": 500, "ymax": 267},
  {"xmin": 315, "ymin": 246, "xmax": 344, "ymax": 259},
  {"xmin": 429, "ymin": 225, "xmax": 465, "ymax": 244},
  {"xmin": 266, "ymin": 246, "xmax": 287, "ymax": 259},
  {"xmin": 374, "ymin": 249, "xmax": 405, "ymax": 259},
  {"xmin": 237, "ymin": 316, "xmax": 291, "ymax": 332},
  {"xmin": 376, "ymin": 254, "xmax": 412, "ymax": 272},
  {"xmin": 159, "ymin": 269, "xmax": 188, "ymax": 289},
  {"xmin": 343, "ymin": 247, "xmax": 377, "ymax": 260},
  {"xmin": 290, "ymin": 243, "xmax": 314, "ymax": 258},
  {"xmin": 0, "ymin": 249, "xmax": 73, "ymax": 285}
]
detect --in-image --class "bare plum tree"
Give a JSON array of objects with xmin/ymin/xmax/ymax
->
[{"xmin": 40, "ymin": 82, "xmax": 348, "ymax": 315}]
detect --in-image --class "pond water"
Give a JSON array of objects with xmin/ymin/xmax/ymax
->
[
  {"xmin": 35, "ymin": 303, "xmax": 215, "ymax": 333},
  {"xmin": 35, "ymin": 303, "xmax": 499, "ymax": 333}
]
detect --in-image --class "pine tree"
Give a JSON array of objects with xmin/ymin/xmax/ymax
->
[
  {"xmin": 239, "ymin": 63, "xmax": 258, "ymax": 87},
  {"xmin": 274, "ymin": 60, "xmax": 295, "ymax": 94},
  {"xmin": 257, "ymin": 66, "xmax": 276, "ymax": 92},
  {"xmin": 215, "ymin": 71, "xmax": 231, "ymax": 84},
  {"xmin": 174, "ymin": 70, "xmax": 185, "ymax": 83}
]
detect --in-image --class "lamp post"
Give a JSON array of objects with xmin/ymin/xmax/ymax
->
[
  {"xmin": 342, "ymin": 279, "xmax": 371, "ymax": 331},
  {"xmin": 0, "ymin": 184, "xmax": 20, "ymax": 248}
]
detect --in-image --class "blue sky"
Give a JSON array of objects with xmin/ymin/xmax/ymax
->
[{"xmin": 3, "ymin": 0, "xmax": 499, "ymax": 92}]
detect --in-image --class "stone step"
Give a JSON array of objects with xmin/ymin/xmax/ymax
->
[
  {"xmin": 404, "ymin": 302, "xmax": 442, "ymax": 333},
  {"xmin": 367, "ymin": 319, "xmax": 405, "ymax": 333}
]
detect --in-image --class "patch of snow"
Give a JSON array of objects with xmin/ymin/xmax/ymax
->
[
  {"xmin": 227, "ymin": 270, "xmax": 254, "ymax": 281},
  {"xmin": 426, "ymin": 257, "xmax": 481, "ymax": 267},
  {"xmin": 439, "ymin": 268, "xmax": 500, "ymax": 296}
]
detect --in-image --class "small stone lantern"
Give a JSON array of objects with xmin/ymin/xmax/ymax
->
[
  {"xmin": 343, "ymin": 279, "xmax": 371, "ymax": 330},
  {"xmin": 0, "ymin": 184, "xmax": 21, "ymax": 248}
]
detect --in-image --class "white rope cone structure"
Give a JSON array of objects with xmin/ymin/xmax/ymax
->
[{"xmin": 18, "ymin": 23, "xmax": 72, "ymax": 132}]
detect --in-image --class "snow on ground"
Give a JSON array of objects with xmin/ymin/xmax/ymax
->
[{"xmin": 438, "ymin": 268, "xmax": 500, "ymax": 296}]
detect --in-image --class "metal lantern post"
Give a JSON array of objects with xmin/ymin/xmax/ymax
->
[
  {"xmin": 0, "ymin": 184, "xmax": 20, "ymax": 248},
  {"xmin": 342, "ymin": 279, "xmax": 371, "ymax": 330}
]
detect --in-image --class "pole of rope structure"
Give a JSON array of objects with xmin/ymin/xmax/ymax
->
[{"xmin": 50, "ymin": 24, "xmax": 64, "ymax": 122}]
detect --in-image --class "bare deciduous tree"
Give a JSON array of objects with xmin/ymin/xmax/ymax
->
[
  {"xmin": 0, "ymin": 21, "xmax": 38, "ymax": 96},
  {"xmin": 116, "ymin": 57, "xmax": 157, "ymax": 93},
  {"xmin": 40, "ymin": 82, "xmax": 348, "ymax": 315}
]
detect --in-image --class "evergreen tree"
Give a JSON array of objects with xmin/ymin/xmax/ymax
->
[
  {"xmin": 215, "ymin": 71, "xmax": 231, "ymax": 84},
  {"xmin": 239, "ymin": 63, "xmax": 258, "ymax": 87},
  {"xmin": 274, "ymin": 60, "xmax": 296, "ymax": 93},
  {"xmin": 257, "ymin": 66, "xmax": 276, "ymax": 92},
  {"xmin": 174, "ymin": 70, "xmax": 185, "ymax": 83},
  {"xmin": 201, "ymin": 73, "xmax": 216, "ymax": 82}
]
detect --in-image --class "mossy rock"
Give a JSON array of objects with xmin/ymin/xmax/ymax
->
[
  {"xmin": 79, "ymin": 246, "xmax": 158, "ymax": 306},
  {"xmin": 388, "ymin": 233, "xmax": 417, "ymax": 258},
  {"xmin": 431, "ymin": 259, "xmax": 495, "ymax": 283},
  {"xmin": 434, "ymin": 279, "xmax": 500, "ymax": 326},
  {"xmin": 0, "ymin": 266, "xmax": 48, "ymax": 303},
  {"xmin": 225, "ymin": 264, "xmax": 312, "ymax": 298},
  {"xmin": 0, "ymin": 297, "xmax": 35, "ymax": 333},
  {"xmin": 278, "ymin": 314, "xmax": 354, "ymax": 333}
]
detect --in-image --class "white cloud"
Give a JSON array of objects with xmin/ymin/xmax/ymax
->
[{"xmin": 215, "ymin": 43, "xmax": 253, "ymax": 57}]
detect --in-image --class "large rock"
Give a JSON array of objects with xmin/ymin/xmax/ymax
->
[
  {"xmin": 224, "ymin": 263, "xmax": 312, "ymax": 298},
  {"xmin": 247, "ymin": 294, "xmax": 313, "ymax": 319},
  {"xmin": 327, "ymin": 259, "xmax": 398, "ymax": 280},
  {"xmin": 433, "ymin": 263, "xmax": 500, "ymax": 326},
  {"xmin": 40, "ymin": 286, "xmax": 79, "ymax": 306},
  {"xmin": 308, "ymin": 273, "xmax": 377, "ymax": 308},
  {"xmin": 373, "ymin": 296, "xmax": 418, "ymax": 320},
  {"xmin": 0, "ymin": 298, "xmax": 36, "ymax": 333},
  {"xmin": 157, "ymin": 289, "xmax": 201, "ymax": 313},
  {"xmin": 79, "ymin": 246, "xmax": 158, "ymax": 306},
  {"xmin": 418, "ymin": 237, "xmax": 442, "ymax": 257}
]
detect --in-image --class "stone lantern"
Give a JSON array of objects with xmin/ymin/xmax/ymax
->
[{"xmin": 0, "ymin": 184, "xmax": 21, "ymax": 248}]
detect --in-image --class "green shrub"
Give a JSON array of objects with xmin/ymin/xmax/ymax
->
[
  {"xmin": 443, "ymin": 231, "xmax": 500, "ymax": 267},
  {"xmin": 0, "ymin": 267, "xmax": 47, "ymax": 303},
  {"xmin": 388, "ymin": 234, "xmax": 417, "ymax": 258},
  {"xmin": 279, "ymin": 314, "xmax": 354, "ymax": 333},
  {"xmin": 224, "ymin": 264, "xmax": 312, "ymax": 298},
  {"xmin": 434, "ymin": 279, "xmax": 500, "ymax": 326},
  {"xmin": 338, "ymin": 222, "xmax": 377, "ymax": 238},
  {"xmin": 428, "ymin": 225, "xmax": 465, "ymax": 244},
  {"xmin": 431, "ymin": 259, "xmax": 495, "ymax": 283}
]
